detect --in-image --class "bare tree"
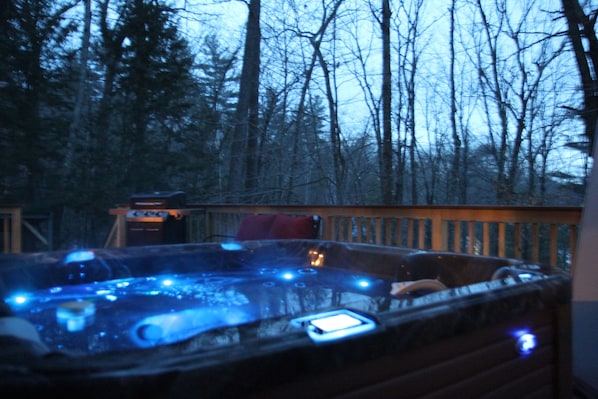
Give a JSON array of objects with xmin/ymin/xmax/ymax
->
[
  {"xmin": 470, "ymin": 0, "xmax": 567, "ymax": 204},
  {"xmin": 343, "ymin": 6, "xmax": 383, "ymax": 203},
  {"xmin": 283, "ymin": 0, "xmax": 346, "ymax": 203}
]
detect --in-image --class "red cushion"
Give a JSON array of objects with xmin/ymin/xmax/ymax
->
[
  {"xmin": 235, "ymin": 214, "xmax": 276, "ymax": 240},
  {"xmin": 268, "ymin": 215, "xmax": 318, "ymax": 239}
]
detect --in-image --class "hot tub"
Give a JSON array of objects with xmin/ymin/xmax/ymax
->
[{"xmin": 0, "ymin": 240, "xmax": 571, "ymax": 398}]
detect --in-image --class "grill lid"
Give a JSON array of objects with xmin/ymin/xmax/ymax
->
[{"xmin": 129, "ymin": 191, "xmax": 186, "ymax": 209}]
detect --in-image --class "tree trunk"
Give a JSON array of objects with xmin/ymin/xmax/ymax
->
[
  {"xmin": 381, "ymin": 0, "xmax": 393, "ymax": 205},
  {"xmin": 228, "ymin": 0, "xmax": 261, "ymax": 202},
  {"xmin": 561, "ymin": 0, "xmax": 598, "ymax": 154},
  {"xmin": 314, "ymin": 43, "xmax": 345, "ymax": 204},
  {"xmin": 476, "ymin": 0, "xmax": 510, "ymax": 203},
  {"xmin": 63, "ymin": 0, "xmax": 91, "ymax": 184},
  {"xmin": 449, "ymin": 0, "xmax": 461, "ymax": 204}
]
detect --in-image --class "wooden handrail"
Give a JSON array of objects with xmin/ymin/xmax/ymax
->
[{"xmin": 106, "ymin": 205, "xmax": 582, "ymax": 272}]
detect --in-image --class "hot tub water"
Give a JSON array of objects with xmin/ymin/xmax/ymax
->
[{"xmin": 6, "ymin": 266, "xmax": 395, "ymax": 354}]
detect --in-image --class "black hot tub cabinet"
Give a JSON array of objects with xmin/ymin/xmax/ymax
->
[{"xmin": 0, "ymin": 240, "xmax": 571, "ymax": 398}]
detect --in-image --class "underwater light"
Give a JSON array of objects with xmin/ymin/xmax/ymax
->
[
  {"xmin": 281, "ymin": 272, "xmax": 294, "ymax": 280},
  {"xmin": 64, "ymin": 250, "xmax": 95, "ymax": 264},
  {"xmin": 162, "ymin": 279, "xmax": 174, "ymax": 287},
  {"xmin": 13, "ymin": 295, "xmax": 28, "ymax": 305},
  {"xmin": 5, "ymin": 294, "xmax": 29, "ymax": 306},
  {"xmin": 515, "ymin": 331, "xmax": 537, "ymax": 355},
  {"xmin": 221, "ymin": 242, "xmax": 244, "ymax": 251},
  {"xmin": 357, "ymin": 280, "xmax": 370, "ymax": 288}
]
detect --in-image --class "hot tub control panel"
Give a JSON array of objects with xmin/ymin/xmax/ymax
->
[{"xmin": 291, "ymin": 309, "xmax": 377, "ymax": 343}]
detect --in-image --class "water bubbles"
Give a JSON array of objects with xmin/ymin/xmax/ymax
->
[{"xmin": 297, "ymin": 267, "xmax": 317, "ymax": 275}]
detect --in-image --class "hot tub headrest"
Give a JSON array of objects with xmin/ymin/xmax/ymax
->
[{"xmin": 235, "ymin": 214, "xmax": 320, "ymax": 240}]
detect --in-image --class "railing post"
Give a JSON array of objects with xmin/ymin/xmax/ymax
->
[
  {"xmin": 115, "ymin": 212, "xmax": 126, "ymax": 248},
  {"xmin": 2, "ymin": 213, "xmax": 6, "ymax": 252},
  {"xmin": 204, "ymin": 210, "xmax": 212, "ymax": 241},
  {"xmin": 322, "ymin": 214, "xmax": 335, "ymax": 241}
]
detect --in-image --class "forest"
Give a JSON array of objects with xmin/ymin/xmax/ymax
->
[{"xmin": 0, "ymin": 0, "xmax": 596, "ymax": 249}]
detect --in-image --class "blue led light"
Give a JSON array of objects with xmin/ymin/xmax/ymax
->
[
  {"xmin": 281, "ymin": 272, "xmax": 294, "ymax": 280},
  {"xmin": 64, "ymin": 250, "xmax": 95, "ymax": 264},
  {"xmin": 357, "ymin": 280, "xmax": 370, "ymax": 288},
  {"xmin": 14, "ymin": 295, "xmax": 27, "ymax": 305},
  {"xmin": 221, "ymin": 242, "xmax": 244, "ymax": 251},
  {"xmin": 516, "ymin": 332, "xmax": 537, "ymax": 355},
  {"xmin": 5, "ymin": 294, "xmax": 29, "ymax": 306},
  {"xmin": 162, "ymin": 279, "xmax": 174, "ymax": 287},
  {"xmin": 517, "ymin": 272, "xmax": 533, "ymax": 280}
]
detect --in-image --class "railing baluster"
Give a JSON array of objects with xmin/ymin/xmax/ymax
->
[
  {"xmin": 550, "ymin": 224, "xmax": 558, "ymax": 267},
  {"xmin": 407, "ymin": 219, "xmax": 414, "ymax": 248},
  {"xmin": 570, "ymin": 224, "xmax": 577, "ymax": 272},
  {"xmin": 468, "ymin": 221, "xmax": 475, "ymax": 254},
  {"xmin": 3, "ymin": 213, "xmax": 9, "ymax": 253},
  {"xmin": 344, "ymin": 216, "xmax": 350, "ymax": 241},
  {"xmin": 532, "ymin": 223, "xmax": 539, "ymax": 263},
  {"xmin": 483, "ymin": 222, "xmax": 490, "ymax": 256},
  {"xmin": 375, "ymin": 218, "xmax": 382, "ymax": 245},
  {"xmin": 395, "ymin": 218, "xmax": 405, "ymax": 247},
  {"xmin": 418, "ymin": 219, "xmax": 426, "ymax": 249},
  {"xmin": 514, "ymin": 223, "xmax": 521, "ymax": 259},
  {"xmin": 453, "ymin": 220, "xmax": 461, "ymax": 252},
  {"xmin": 327, "ymin": 216, "xmax": 334, "ymax": 241},
  {"xmin": 327, "ymin": 216, "xmax": 335, "ymax": 241},
  {"xmin": 498, "ymin": 222, "xmax": 505, "ymax": 258}
]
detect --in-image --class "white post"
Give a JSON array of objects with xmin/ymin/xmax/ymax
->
[
  {"xmin": 572, "ymin": 133, "xmax": 598, "ymax": 395},
  {"xmin": 574, "ymin": 139, "xmax": 598, "ymax": 300}
]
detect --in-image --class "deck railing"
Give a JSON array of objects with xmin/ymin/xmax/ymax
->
[
  {"xmin": 107, "ymin": 205, "xmax": 582, "ymax": 272},
  {"xmin": 1, "ymin": 207, "xmax": 54, "ymax": 254}
]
